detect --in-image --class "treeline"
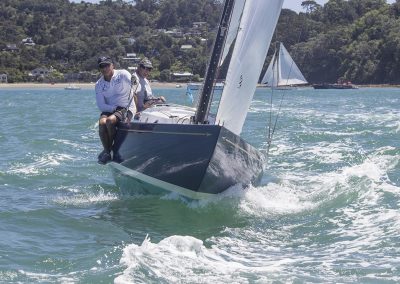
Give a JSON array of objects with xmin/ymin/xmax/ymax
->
[
  {"xmin": 279, "ymin": 0, "xmax": 400, "ymax": 84},
  {"xmin": 0, "ymin": 0, "xmax": 400, "ymax": 84},
  {"xmin": 0, "ymin": 0, "xmax": 221, "ymax": 82}
]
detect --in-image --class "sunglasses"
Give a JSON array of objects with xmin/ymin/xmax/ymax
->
[
  {"xmin": 140, "ymin": 65, "xmax": 152, "ymax": 71},
  {"xmin": 99, "ymin": 63, "xmax": 111, "ymax": 69}
]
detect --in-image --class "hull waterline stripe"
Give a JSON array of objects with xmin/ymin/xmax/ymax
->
[
  {"xmin": 119, "ymin": 128, "xmax": 213, "ymax": 136},
  {"xmin": 108, "ymin": 162, "xmax": 215, "ymax": 200}
]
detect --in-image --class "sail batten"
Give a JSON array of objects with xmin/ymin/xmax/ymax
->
[{"xmin": 215, "ymin": 0, "xmax": 284, "ymax": 135}]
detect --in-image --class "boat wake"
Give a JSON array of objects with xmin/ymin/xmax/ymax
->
[
  {"xmin": 114, "ymin": 148, "xmax": 399, "ymax": 283},
  {"xmin": 115, "ymin": 234, "xmax": 270, "ymax": 284}
]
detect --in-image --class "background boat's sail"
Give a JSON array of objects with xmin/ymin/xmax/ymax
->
[
  {"xmin": 261, "ymin": 51, "xmax": 278, "ymax": 87},
  {"xmin": 215, "ymin": 0, "xmax": 284, "ymax": 135},
  {"xmin": 277, "ymin": 43, "xmax": 308, "ymax": 86},
  {"xmin": 261, "ymin": 43, "xmax": 308, "ymax": 87}
]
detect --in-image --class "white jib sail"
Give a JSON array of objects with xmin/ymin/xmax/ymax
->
[{"xmin": 215, "ymin": 0, "xmax": 284, "ymax": 135}]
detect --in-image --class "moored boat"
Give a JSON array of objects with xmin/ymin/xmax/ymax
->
[
  {"xmin": 65, "ymin": 84, "xmax": 81, "ymax": 90},
  {"xmin": 313, "ymin": 83, "xmax": 358, "ymax": 89}
]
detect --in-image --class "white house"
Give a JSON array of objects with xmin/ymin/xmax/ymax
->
[
  {"xmin": 21, "ymin": 37, "xmax": 35, "ymax": 46},
  {"xmin": 180, "ymin": 44, "xmax": 193, "ymax": 50},
  {"xmin": 3, "ymin": 44, "xmax": 19, "ymax": 52},
  {"xmin": 30, "ymin": 67, "xmax": 51, "ymax": 77},
  {"xmin": 172, "ymin": 72, "xmax": 193, "ymax": 81}
]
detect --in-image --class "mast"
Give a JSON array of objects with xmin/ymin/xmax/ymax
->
[
  {"xmin": 194, "ymin": 0, "xmax": 236, "ymax": 124},
  {"xmin": 276, "ymin": 42, "xmax": 281, "ymax": 88}
]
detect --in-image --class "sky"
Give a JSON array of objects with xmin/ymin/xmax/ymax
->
[
  {"xmin": 283, "ymin": 0, "xmax": 327, "ymax": 12},
  {"xmin": 71, "ymin": 0, "xmax": 397, "ymax": 13},
  {"xmin": 283, "ymin": 0, "xmax": 396, "ymax": 12}
]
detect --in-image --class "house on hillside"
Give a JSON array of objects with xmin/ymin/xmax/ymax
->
[
  {"xmin": 0, "ymin": 74, "xmax": 8, "ymax": 83},
  {"xmin": 128, "ymin": 66, "xmax": 137, "ymax": 73},
  {"xmin": 172, "ymin": 71, "xmax": 193, "ymax": 82},
  {"xmin": 30, "ymin": 67, "xmax": 51, "ymax": 77},
  {"xmin": 180, "ymin": 45, "xmax": 193, "ymax": 50},
  {"xmin": 21, "ymin": 37, "xmax": 35, "ymax": 46},
  {"xmin": 192, "ymin": 22, "xmax": 207, "ymax": 29},
  {"xmin": 123, "ymin": 53, "xmax": 141, "ymax": 63},
  {"xmin": 164, "ymin": 29, "xmax": 183, "ymax": 38},
  {"xmin": 3, "ymin": 44, "xmax": 19, "ymax": 52},
  {"xmin": 122, "ymin": 53, "xmax": 141, "ymax": 69}
]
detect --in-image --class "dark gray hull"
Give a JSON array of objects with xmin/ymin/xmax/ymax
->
[
  {"xmin": 110, "ymin": 122, "xmax": 264, "ymax": 199},
  {"xmin": 313, "ymin": 83, "xmax": 358, "ymax": 89}
]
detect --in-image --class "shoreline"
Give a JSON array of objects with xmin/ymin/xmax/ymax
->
[
  {"xmin": 0, "ymin": 82, "xmax": 190, "ymax": 89},
  {"xmin": 1, "ymin": 82, "xmax": 399, "ymax": 89}
]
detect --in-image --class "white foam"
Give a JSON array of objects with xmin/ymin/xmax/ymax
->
[
  {"xmin": 53, "ymin": 188, "xmax": 118, "ymax": 206},
  {"xmin": 16, "ymin": 270, "xmax": 77, "ymax": 283},
  {"xmin": 49, "ymin": 138, "xmax": 91, "ymax": 150},
  {"xmin": 115, "ymin": 234, "xmax": 282, "ymax": 284},
  {"xmin": 8, "ymin": 153, "xmax": 75, "ymax": 175}
]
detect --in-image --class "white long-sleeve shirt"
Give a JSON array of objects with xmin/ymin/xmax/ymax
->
[{"xmin": 95, "ymin": 69, "xmax": 136, "ymax": 114}]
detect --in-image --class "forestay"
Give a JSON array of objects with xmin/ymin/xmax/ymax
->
[{"xmin": 215, "ymin": 0, "xmax": 284, "ymax": 136}]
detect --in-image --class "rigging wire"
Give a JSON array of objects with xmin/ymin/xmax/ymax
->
[{"xmin": 266, "ymin": 17, "xmax": 306, "ymax": 159}]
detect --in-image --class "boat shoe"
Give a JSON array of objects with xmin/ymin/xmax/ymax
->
[{"xmin": 98, "ymin": 150, "xmax": 111, "ymax": 164}]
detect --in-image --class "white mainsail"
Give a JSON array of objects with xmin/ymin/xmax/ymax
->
[
  {"xmin": 215, "ymin": 0, "xmax": 284, "ymax": 136},
  {"xmin": 261, "ymin": 43, "xmax": 308, "ymax": 87}
]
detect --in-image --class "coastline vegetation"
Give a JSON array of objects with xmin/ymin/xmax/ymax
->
[{"xmin": 0, "ymin": 0, "xmax": 399, "ymax": 84}]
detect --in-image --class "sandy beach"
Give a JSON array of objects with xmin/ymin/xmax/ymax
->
[{"xmin": 0, "ymin": 82, "xmax": 189, "ymax": 89}]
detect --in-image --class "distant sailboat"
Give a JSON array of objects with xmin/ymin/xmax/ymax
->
[
  {"xmin": 261, "ymin": 42, "xmax": 307, "ymax": 89},
  {"xmin": 64, "ymin": 84, "xmax": 81, "ymax": 90}
]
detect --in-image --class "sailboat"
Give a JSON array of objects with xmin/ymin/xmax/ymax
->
[
  {"xmin": 65, "ymin": 83, "xmax": 81, "ymax": 90},
  {"xmin": 261, "ymin": 42, "xmax": 308, "ymax": 90},
  {"xmin": 109, "ymin": 0, "xmax": 284, "ymax": 199}
]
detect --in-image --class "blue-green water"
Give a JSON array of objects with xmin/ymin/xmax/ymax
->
[{"xmin": 0, "ymin": 86, "xmax": 399, "ymax": 283}]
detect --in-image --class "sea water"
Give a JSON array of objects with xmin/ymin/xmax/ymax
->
[{"xmin": 0, "ymin": 86, "xmax": 399, "ymax": 283}]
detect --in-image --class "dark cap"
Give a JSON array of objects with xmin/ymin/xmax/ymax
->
[
  {"xmin": 138, "ymin": 58, "xmax": 153, "ymax": 69},
  {"xmin": 97, "ymin": 56, "xmax": 113, "ymax": 67}
]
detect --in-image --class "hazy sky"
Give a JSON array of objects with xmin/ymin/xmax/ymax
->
[
  {"xmin": 283, "ymin": 0, "xmax": 396, "ymax": 12},
  {"xmin": 283, "ymin": 0, "xmax": 327, "ymax": 12},
  {"xmin": 71, "ymin": 0, "xmax": 397, "ymax": 13}
]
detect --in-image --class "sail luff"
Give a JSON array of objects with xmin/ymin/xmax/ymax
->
[
  {"xmin": 261, "ymin": 51, "xmax": 277, "ymax": 86},
  {"xmin": 215, "ymin": 0, "xmax": 284, "ymax": 135}
]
